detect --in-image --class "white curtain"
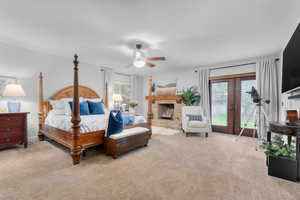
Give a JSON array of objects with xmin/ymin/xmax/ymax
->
[
  {"xmin": 256, "ymin": 58, "xmax": 279, "ymax": 139},
  {"xmin": 130, "ymin": 75, "xmax": 146, "ymax": 115},
  {"xmin": 198, "ymin": 68, "xmax": 212, "ymax": 130}
]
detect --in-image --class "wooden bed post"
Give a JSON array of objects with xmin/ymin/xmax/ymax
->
[
  {"xmin": 38, "ymin": 72, "xmax": 45, "ymax": 141},
  {"xmin": 71, "ymin": 54, "xmax": 82, "ymax": 165},
  {"xmin": 147, "ymin": 76, "xmax": 153, "ymax": 137},
  {"xmin": 104, "ymin": 82, "xmax": 108, "ymax": 108}
]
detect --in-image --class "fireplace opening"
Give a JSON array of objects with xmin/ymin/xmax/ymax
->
[{"xmin": 158, "ymin": 104, "xmax": 174, "ymax": 120}]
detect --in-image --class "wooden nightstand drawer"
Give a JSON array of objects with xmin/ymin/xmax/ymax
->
[
  {"xmin": 0, "ymin": 116, "xmax": 24, "ymax": 128},
  {"xmin": 0, "ymin": 112, "xmax": 29, "ymax": 148},
  {"xmin": 0, "ymin": 136, "xmax": 23, "ymax": 145},
  {"xmin": 0, "ymin": 127, "xmax": 24, "ymax": 137}
]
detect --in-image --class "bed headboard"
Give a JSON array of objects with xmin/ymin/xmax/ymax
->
[
  {"xmin": 41, "ymin": 85, "xmax": 101, "ymax": 115},
  {"xmin": 50, "ymin": 85, "xmax": 100, "ymax": 100}
]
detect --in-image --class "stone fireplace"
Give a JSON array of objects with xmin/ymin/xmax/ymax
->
[
  {"xmin": 158, "ymin": 103, "xmax": 174, "ymax": 120},
  {"xmin": 151, "ymin": 96, "xmax": 183, "ymax": 129}
]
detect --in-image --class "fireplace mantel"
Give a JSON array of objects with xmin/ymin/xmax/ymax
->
[{"xmin": 146, "ymin": 95, "xmax": 182, "ymax": 104}]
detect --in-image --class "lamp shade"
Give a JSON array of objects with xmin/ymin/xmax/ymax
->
[
  {"xmin": 3, "ymin": 83, "xmax": 26, "ymax": 97},
  {"xmin": 112, "ymin": 94, "xmax": 123, "ymax": 102}
]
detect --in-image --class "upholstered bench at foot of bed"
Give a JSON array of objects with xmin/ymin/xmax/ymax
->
[{"xmin": 105, "ymin": 127, "xmax": 150, "ymax": 159}]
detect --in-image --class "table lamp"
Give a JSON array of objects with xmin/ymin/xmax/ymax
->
[
  {"xmin": 112, "ymin": 94, "xmax": 123, "ymax": 110},
  {"xmin": 3, "ymin": 83, "xmax": 26, "ymax": 112}
]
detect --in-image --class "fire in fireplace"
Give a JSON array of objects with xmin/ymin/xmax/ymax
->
[{"xmin": 158, "ymin": 104, "xmax": 174, "ymax": 120}]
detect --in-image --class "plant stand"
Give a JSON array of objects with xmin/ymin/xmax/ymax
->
[
  {"xmin": 268, "ymin": 122, "xmax": 300, "ymax": 182},
  {"xmin": 268, "ymin": 155, "xmax": 298, "ymax": 182}
]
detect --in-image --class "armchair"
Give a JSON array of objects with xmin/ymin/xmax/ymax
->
[{"xmin": 182, "ymin": 106, "xmax": 211, "ymax": 137}]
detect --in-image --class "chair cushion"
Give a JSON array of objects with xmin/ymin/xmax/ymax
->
[
  {"xmin": 107, "ymin": 112, "xmax": 124, "ymax": 137},
  {"xmin": 109, "ymin": 127, "xmax": 149, "ymax": 139},
  {"xmin": 188, "ymin": 121, "xmax": 208, "ymax": 128},
  {"xmin": 186, "ymin": 114, "xmax": 202, "ymax": 121}
]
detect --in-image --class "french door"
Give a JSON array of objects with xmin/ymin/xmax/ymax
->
[{"xmin": 210, "ymin": 75, "xmax": 256, "ymax": 136}]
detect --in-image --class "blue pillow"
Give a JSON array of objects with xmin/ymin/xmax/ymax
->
[
  {"xmin": 69, "ymin": 101, "xmax": 90, "ymax": 116},
  {"xmin": 87, "ymin": 101, "xmax": 105, "ymax": 115},
  {"xmin": 122, "ymin": 114, "xmax": 135, "ymax": 126},
  {"xmin": 107, "ymin": 111, "xmax": 123, "ymax": 137}
]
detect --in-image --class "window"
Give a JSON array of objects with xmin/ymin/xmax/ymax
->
[{"xmin": 113, "ymin": 73, "xmax": 131, "ymax": 104}]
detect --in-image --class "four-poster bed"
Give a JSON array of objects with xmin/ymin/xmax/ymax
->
[{"xmin": 38, "ymin": 54, "xmax": 153, "ymax": 165}]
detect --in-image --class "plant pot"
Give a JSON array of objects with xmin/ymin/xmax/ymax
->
[{"xmin": 267, "ymin": 155, "xmax": 298, "ymax": 182}]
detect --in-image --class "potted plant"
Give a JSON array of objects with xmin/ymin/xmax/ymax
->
[
  {"xmin": 181, "ymin": 87, "xmax": 201, "ymax": 106},
  {"xmin": 181, "ymin": 87, "xmax": 201, "ymax": 124},
  {"xmin": 128, "ymin": 100, "xmax": 138, "ymax": 114},
  {"xmin": 261, "ymin": 135, "xmax": 297, "ymax": 181}
]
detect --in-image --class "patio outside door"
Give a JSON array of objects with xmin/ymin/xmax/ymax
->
[{"xmin": 210, "ymin": 75, "xmax": 256, "ymax": 136}]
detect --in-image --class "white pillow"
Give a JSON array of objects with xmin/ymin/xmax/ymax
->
[
  {"xmin": 62, "ymin": 97, "xmax": 84, "ymax": 102},
  {"xmin": 85, "ymin": 98, "xmax": 102, "ymax": 102},
  {"xmin": 50, "ymin": 97, "xmax": 85, "ymax": 116},
  {"xmin": 50, "ymin": 99, "xmax": 72, "ymax": 116}
]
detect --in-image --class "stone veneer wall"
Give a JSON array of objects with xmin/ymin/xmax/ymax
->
[{"xmin": 152, "ymin": 99, "xmax": 183, "ymax": 129}]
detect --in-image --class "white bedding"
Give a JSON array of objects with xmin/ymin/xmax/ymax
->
[
  {"xmin": 45, "ymin": 111, "xmax": 108, "ymax": 133},
  {"xmin": 45, "ymin": 110, "xmax": 147, "ymax": 134}
]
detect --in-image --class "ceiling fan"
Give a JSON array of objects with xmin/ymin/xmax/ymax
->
[{"xmin": 132, "ymin": 44, "xmax": 166, "ymax": 68}]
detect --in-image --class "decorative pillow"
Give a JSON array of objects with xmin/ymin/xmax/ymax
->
[
  {"xmin": 50, "ymin": 99, "xmax": 71, "ymax": 115},
  {"xmin": 122, "ymin": 114, "xmax": 135, "ymax": 126},
  {"xmin": 156, "ymin": 87, "xmax": 176, "ymax": 96},
  {"xmin": 69, "ymin": 101, "xmax": 90, "ymax": 116},
  {"xmin": 85, "ymin": 98, "xmax": 102, "ymax": 102},
  {"xmin": 107, "ymin": 111, "xmax": 124, "ymax": 137},
  {"xmin": 49, "ymin": 100, "xmax": 65, "ymax": 110},
  {"xmin": 87, "ymin": 101, "xmax": 105, "ymax": 115},
  {"xmin": 187, "ymin": 114, "xmax": 202, "ymax": 121}
]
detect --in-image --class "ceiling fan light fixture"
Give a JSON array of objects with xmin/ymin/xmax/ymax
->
[
  {"xmin": 133, "ymin": 59, "xmax": 146, "ymax": 68},
  {"xmin": 133, "ymin": 47, "xmax": 146, "ymax": 68}
]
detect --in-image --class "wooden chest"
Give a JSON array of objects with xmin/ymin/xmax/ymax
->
[
  {"xmin": 105, "ymin": 130, "xmax": 150, "ymax": 159},
  {"xmin": 0, "ymin": 112, "xmax": 29, "ymax": 148}
]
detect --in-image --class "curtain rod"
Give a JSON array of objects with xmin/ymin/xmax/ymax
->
[{"xmin": 209, "ymin": 58, "xmax": 280, "ymax": 71}]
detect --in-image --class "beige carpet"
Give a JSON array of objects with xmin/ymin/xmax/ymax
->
[
  {"xmin": 152, "ymin": 126, "xmax": 181, "ymax": 135},
  {"xmin": 0, "ymin": 133, "xmax": 299, "ymax": 200}
]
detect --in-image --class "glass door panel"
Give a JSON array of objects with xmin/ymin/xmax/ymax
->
[
  {"xmin": 211, "ymin": 82, "xmax": 228, "ymax": 126},
  {"xmin": 210, "ymin": 75, "xmax": 256, "ymax": 135},
  {"xmin": 240, "ymin": 79, "xmax": 256, "ymax": 129}
]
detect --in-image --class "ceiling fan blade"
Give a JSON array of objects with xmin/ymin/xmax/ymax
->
[
  {"xmin": 146, "ymin": 62, "xmax": 156, "ymax": 68},
  {"xmin": 146, "ymin": 57, "xmax": 166, "ymax": 61}
]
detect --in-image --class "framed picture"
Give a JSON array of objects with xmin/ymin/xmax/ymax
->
[{"xmin": 0, "ymin": 76, "xmax": 16, "ymax": 96}]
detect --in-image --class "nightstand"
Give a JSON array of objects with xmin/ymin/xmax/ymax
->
[{"xmin": 0, "ymin": 112, "xmax": 29, "ymax": 148}]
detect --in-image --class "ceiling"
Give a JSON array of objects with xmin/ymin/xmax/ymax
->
[{"xmin": 0, "ymin": 0, "xmax": 299, "ymax": 74}]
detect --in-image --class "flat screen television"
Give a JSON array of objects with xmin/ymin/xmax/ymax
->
[{"xmin": 282, "ymin": 23, "xmax": 300, "ymax": 93}]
